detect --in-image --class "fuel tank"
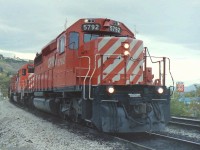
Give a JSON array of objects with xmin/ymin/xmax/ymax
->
[{"xmin": 33, "ymin": 98, "xmax": 59, "ymax": 115}]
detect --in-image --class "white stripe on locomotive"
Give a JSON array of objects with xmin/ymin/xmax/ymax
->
[{"xmin": 98, "ymin": 37, "xmax": 127, "ymax": 68}]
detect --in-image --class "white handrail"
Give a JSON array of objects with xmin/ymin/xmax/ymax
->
[
  {"xmin": 79, "ymin": 56, "xmax": 91, "ymax": 100},
  {"xmin": 88, "ymin": 54, "xmax": 100, "ymax": 100}
]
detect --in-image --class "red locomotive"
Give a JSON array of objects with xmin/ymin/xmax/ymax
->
[
  {"xmin": 9, "ymin": 18, "xmax": 173, "ymax": 133},
  {"xmin": 9, "ymin": 63, "xmax": 34, "ymax": 103}
]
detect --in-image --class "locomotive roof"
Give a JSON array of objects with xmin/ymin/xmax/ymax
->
[{"xmin": 38, "ymin": 18, "xmax": 135, "ymax": 57}]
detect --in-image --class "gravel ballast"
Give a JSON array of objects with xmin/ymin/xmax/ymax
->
[
  {"xmin": 158, "ymin": 124, "xmax": 200, "ymax": 143},
  {"xmin": 0, "ymin": 99, "xmax": 123, "ymax": 150},
  {"xmin": 1, "ymin": 98, "xmax": 200, "ymax": 150}
]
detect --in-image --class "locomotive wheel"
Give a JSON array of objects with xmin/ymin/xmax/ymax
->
[
  {"xmin": 9, "ymin": 94, "xmax": 14, "ymax": 102},
  {"xmin": 70, "ymin": 108, "xmax": 78, "ymax": 122},
  {"xmin": 28, "ymin": 96, "xmax": 34, "ymax": 109},
  {"xmin": 59, "ymin": 111, "xmax": 67, "ymax": 120},
  {"xmin": 59, "ymin": 104, "xmax": 67, "ymax": 120}
]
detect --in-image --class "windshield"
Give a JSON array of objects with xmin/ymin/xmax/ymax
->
[
  {"xmin": 84, "ymin": 34, "xmax": 99, "ymax": 43},
  {"xmin": 83, "ymin": 33, "xmax": 126, "ymax": 43}
]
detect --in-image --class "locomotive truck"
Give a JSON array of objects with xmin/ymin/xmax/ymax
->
[{"xmin": 9, "ymin": 18, "xmax": 174, "ymax": 133}]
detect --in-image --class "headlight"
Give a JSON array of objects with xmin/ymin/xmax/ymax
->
[
  {"xmin": 84, "ymin": 19, "xmax": 94, "ymax": 23},
  {"xmin": 124, "ymin": 50, "xmax": 130, "ymax": 56},
  {"xmin": 123, "ymin": 43, "xmax": 130, "ymax": 49},
  {"xmin": 157, "ymin": 87, "xmax": 164, "ymax": 94},
  {"xmin": 84, "ymin": 19, "xmax": 89, "ymax": 23},
  {"xmin": 107, "ymin": 86, "xmax": 115, "ymax": 94}
]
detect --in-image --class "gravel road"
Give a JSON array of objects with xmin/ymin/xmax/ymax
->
[{"xmin": 0, "ymin": 99, "xmax": 123, "ymax": 150}]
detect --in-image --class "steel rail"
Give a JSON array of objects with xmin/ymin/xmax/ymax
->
[
  {"xmin": 117, "ymin": 132, "xmax": 200, "ymax": 150},
  {"xmin": 169, "ymin": 116, "xmax": 200, "ymax": 130},
  {"xmin": 147, "ymin": 132, "xmax": 200, "ymax": 149}
]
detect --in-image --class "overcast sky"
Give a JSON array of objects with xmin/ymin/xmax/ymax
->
[{"xmin": 0, "ymin": 0, "xmax": 200, "ymax": 86}]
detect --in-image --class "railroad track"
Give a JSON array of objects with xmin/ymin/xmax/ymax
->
[
  {"xmin": 9, "ymin": 100, "xmax": 151, "ymax": 150},
  {"xmin": 169, "ymin": 116, "xmax": 200, "ymax": 130},
  {"xmin": 10, "ymin": 101, "xmax": 200, "ymax": 150},
  {"xmin": 31, "ymin": 110, "xmax": 153, "ymax": 150},
  {"xmin": 118, "ymin": 132, "xmax": 200, "ymax": 150},
  {"xmin": 147, "ymin": 132, "xmax": 200, "ymax": 150}
]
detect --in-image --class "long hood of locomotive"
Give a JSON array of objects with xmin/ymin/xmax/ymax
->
[{"xmin": 95, "ymin": 37, "xmax": 144, "ymax": 85}]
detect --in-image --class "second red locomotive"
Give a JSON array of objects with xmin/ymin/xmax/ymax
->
[{"xmin": 9, "ymin": 18, "xmax": 173, "ymax": 133}]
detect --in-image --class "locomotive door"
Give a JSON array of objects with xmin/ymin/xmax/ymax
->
[
  {"xmin": 64, "ymin": 32, "xmax": 79, "ymax": 86},
  {"xmin": 47, "ymin": 52, "xmax": 56, "ymax": 90}
]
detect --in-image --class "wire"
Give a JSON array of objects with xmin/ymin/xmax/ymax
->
[{"xmin": 166, "ymin": 57, "xmax": 175, "ymax": 96}]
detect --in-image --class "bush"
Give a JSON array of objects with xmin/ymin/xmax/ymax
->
[
  {"xmin": 170, "ymin": 98, "xmax": 191, "ymax": 116},
  {"xmin": 189, "ymin": 101, "xmax": 200, "ymax": 118},
  {"xmin": 0, "ymin": 73, "xmax": 10, "ymax": 97},
  {"xmin": 170, "ymin": 91, "xmax": 200, "ymax": 119}
]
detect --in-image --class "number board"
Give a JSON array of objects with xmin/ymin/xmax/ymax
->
[
  {"xmin": 176, "ymin": 82, "xmax": 184, "ymax": 92},
  {"xmin": 109, "ymin": 25, "xmax": 121, "ymax": 33},
  {"xmin": 82, "ymin": 23, "xmax": 101, "ymax": 31}
]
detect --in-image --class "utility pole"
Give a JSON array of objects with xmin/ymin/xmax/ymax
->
[
  {"xmin": 0, "ymin": 88, "xmax": 2, "ymax": 98},
  {"xmin": 194, "ymin": 84, "xmax": 198, "ymax": 98}
]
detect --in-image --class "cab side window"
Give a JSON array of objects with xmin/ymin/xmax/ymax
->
[
  {"xmin": 58, "ymin": 36, "xmax": 65, "ymax": 53},
  {"xmin": 69, "ymin": 32, "xmax": 79, "ymax": 50},
  {"xmin": 28, "ymin": 66, "xmax": 34, "ymax": 73},
  {"xmin": 22, "ymin": 69, "xmax": 26, "ymax": 76}
]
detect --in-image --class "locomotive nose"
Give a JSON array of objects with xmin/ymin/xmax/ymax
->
[
  {"xmin": 128, "ymin": 103, "xmax": 153, "ymax": 117},
  {"xmin": 97, "ymin": 37, "xmax": 143, "ymax": 85}
]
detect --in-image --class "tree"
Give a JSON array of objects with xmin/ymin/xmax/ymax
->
[
  {"xmin": 189, "ymin": 101, "xmax": 200, "ymax": 117},
  {"xmin": 0, "ymin": 67, "xmax": 3, "ymax": 72},
  {"xmin": 170, "ymin": 97, "xmax": 191, "ymax": 117},
  {"xmin": 0, "ymin": 73, "xmax": 10, "ymax": 97},
  {"xmin": 170, "ymin": 89, "xmax": 200, "ymax": 119},
  {"xmin": 194, "ymin": 84, "xmax": 200, "ymax": 97}
]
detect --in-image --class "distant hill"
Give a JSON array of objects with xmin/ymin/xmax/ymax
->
[
  {"xmin": 0, "ymin": 54, "xmax": 31, "ymax": 96},
  {"xmin": 0, "ymin": 54, "xmax": 30, "ymax": 75},
  {"xmin": 185, "ymin": 84, "xmax": 200, "ymax": 92}
]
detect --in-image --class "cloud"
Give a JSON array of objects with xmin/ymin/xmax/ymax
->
[
  {"xmin": 0, "ymin": 0, "xmax": 199, "ymax": 85},
  {"xmin": 0, "ymin": 21, "xmax": 24, "ymax": 33},
  {"xmin": 0, "ymin": 0, "xmax": 65, "ymax": 52},
  {"xmin": 137, "ymin": 34, "xmax": 200, "ymax": 86},
  {"xmin": 0, "ymin": 49, "xmax": 35, "ymax": 60},
  {"xmin": 0, "ymin": 0, "xmax": 199, "ymax": 52}
]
